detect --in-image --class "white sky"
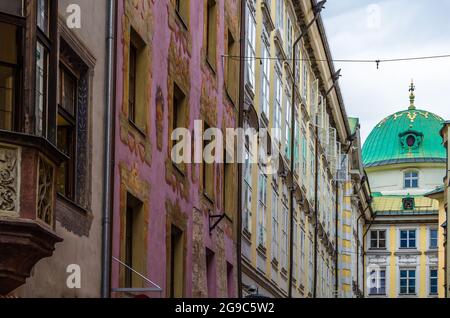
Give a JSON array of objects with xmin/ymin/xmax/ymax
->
[{"xmin": 321, "ymin": 0, "xmax": 450, "ymax": 142}]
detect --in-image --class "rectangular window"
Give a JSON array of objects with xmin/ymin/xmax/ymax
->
[
  {"xmin": 276, "ymin": 0, "xmax": 284, "ymax": 31},
  {"xmin": 206, "ymin": 0, "xmax": 217, "ymax": 68},
  {"xmin": 169, "ymin": 225, "xmax": 184, "ymax": 298},
  {"xmin": 370, "ymin": 230, "xmax": 386, "ymax": 249},
  {"xmin": 203, "ymin": 122, "xmax": 214, "ymax": 201},
  {"xmin": 284, "ymin": 89, "xmax": 292, "ymax": 160},
  {"xmin": 400, "ymin": 230, "xmax": 416, "ymax": 249},
  {"xmin": 302, "ymin": 55, "xmax": 308, "ymax": 102},
  {"xmin": 56, "ymin": 65, "xmax": 77, "ymax": 199},
  {"xmin": 404, "ymin": 171, "xmax": 419, "ymax": 188},
  {"xmin": 124, "ymin": 194, "xmax": 144, "ymax": 288},
  {"xmin": 299, "ymin": 229, "xmax": 305, "ymax": 277},
  {"xmin": 128, "ymin": 41, "xmax": 137, "ymax": 124},
  {"xmin": 400, "ymin": 269, "xmax": 416, "ymax": 295},
  {"xmin": 172, "ymin": 83, "xmax": 187, "ymax": 172},
  {"xmin": 273, "ymin": 74, "xmax": 282, "ymax": 143},
  {"xmin": 429, "ymin": 229, "xmax": 438, "ymax": 249},
  {"xmin": 243, "ymin": 147, "xmax": 252, "ymax": 234},
  {"xmin": 257, "ymin": 171, "xmax": 267, "ymax": 247},
  {"xmin": 281, "ymin": 206, "xmax": 288, "ymax": 269},
  {"xmin": 369, "ymin": 269, "xmax": 386, "ymax": 295},
  {"xmin": 286, "ymin": 16, "xmax": 292, "ymax": 59},
  {"xmin": 308, "ymin": 239, "xmax": 314, "ymax": 292},
  {"xmin": 0, "ymin": 22, "xmax": 20, "ymax": 131},
  {"xmin": 430, "ymin": 268, "xmax": 438, "ymax": 295},
  {"xmin": 37, "ymin": 0, "xmax": 50, "ymax": 35},
  {"xmin": 175, "ymin": 0, "xmax": 189, "ymax": 28},
  {"xmin": 260, "ymin": 43, "xmax": 270, "ymax": 120},
  {"xmin": 226, "ymin": 30, "xmax": 237, "ymax": 103},
  {"xmin": 223, "ymin": 151, "xmax": 233, "ymax": 217},
  {"xmin": 293, "ymin": 219, "xmax": 298, "ymax": 280},
  {"xmin": 35, "ymin": 41, "xmax": 49, "ymax": 136},
  {"xmin": 245, "ymin": 9, "xmax": 256, "ymax": 88},
  {"xmin": 271, "ymin": 192, "xmax": 279, "ymax": 261}
]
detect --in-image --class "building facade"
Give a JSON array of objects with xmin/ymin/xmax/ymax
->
[
  {"xmin": 337, "ymin": 118, "xmax": 372, "ymax": 298},
  {"xmin": 110, "ymin": 0, "xmax": 240, "ymax": 298},
  {"xmin": 240, "ymin": 0, "xmax": 357, "ymax": 298},
  {"xmin": 1, "ymin": 0, "xmax": 108, "ymax": 297},
  {"xmin": 363, "ymin": 83, "xmax": 446, "ymax": 298}
]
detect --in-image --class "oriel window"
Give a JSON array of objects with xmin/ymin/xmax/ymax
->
[
  {"xmin": 0, "ymin": 22, "xmax": 21, "ymax": 131},
  {"xmin": 56, "ymin": 65, "xmax": 77, "ymax": 199}
]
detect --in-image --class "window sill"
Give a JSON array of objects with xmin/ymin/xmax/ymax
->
[
  {"xmin": 175, "ymin": 11, "xmax": 189, "ymax": 31},
  {"xmin": 128, "ymin": 119, "xmax": 147, "ymax": 139},
  {"xmin": 206, "ymin": 58, "xmax": 216, "ymax": 75},
  {"xmin": 57, "ymin": 193, "xmax": 88, "ymax": 215}
]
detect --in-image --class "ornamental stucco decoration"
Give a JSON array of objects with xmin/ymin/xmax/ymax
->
[{"xmin": 0, "ymin": 145, "xmax": 18, "ymax": 214}]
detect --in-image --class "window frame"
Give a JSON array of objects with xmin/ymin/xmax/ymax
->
[
  {"xmin": 404, "ymin": 171, "xmax": 419, "ymax": 189},
  {"xmin": 369, "ymin": 269, "xmax": 386, "ymax": 295},
  {"xmin": 399, "ymin": 269, "xmax": 416, "ymax": 295},
  {"xmin": 400, "ymin": 229, "xmax": 417, "ymax": 249},
  {"xmin": 429, "ymin": 228, "xmax": 438, "ymax": 250},
  {"xmin": 370, "ymin": 230, "xmax": 387, "ymax": 250},
  {"xmin": 429, "ymin": 268, "xmax": 438, "ymax": 295}
]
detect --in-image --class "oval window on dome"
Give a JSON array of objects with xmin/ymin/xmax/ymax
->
[{"xmin": 406, "ymin": 135, "xmax": 416, "ymax": 147}]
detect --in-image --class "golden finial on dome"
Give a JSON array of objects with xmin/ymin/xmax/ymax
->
[{"xmin": 409, "ymin": 80, "xmax": 416, "ymax": 110}]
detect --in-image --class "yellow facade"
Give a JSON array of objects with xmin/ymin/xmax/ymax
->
[{"xmin": 241, "ymin": 0, "xmax": 355, "ymax": 298}]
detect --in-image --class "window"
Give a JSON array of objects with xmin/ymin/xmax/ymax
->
[
  {"xmin": 275, "ymin": 0, "xmax": 284, "ymax": 31},
  {"xmin": 308, "ymin": 239, "xmax": 314, "ymax": 292},
  {"xmin": 124, "ymin": 194, "xmax": 144, "ymax": 288},
  {"xmin": 243, "ymin": 147, "xmax": 252, "ymax": 234},
  {"xmin": 128, "ymin": 41, "xmax": 137, "ymax": 123},
  {"xmin": 260, "ymin": 43, "xmax": 270, "ymax": 120},
  {"xmin": 429, "ymin": 229, "xmax": 438, "ymax": 249},
  {"xmin": 369, "ymin": 269, "xmax": 386, "ymax": 295},
  {"xmin": 206, "ymin": 248, "xmax": 216, "ymax": 297},
  {"xmin": 284, "ymin": 89, "xmax": 291, "ymax": 160},
  {"xmin": 0, "ymin": 22, "xmax": 21, "ymax": 131},
  {"xmin": 257, "ymin": 171, "xmax": 267, "ymax": 246},
  {"xmin": 37, "ymin": 0, "xmax": 50, "ymax": 35},
  {"xmin": 309, "ymin": 143, "xmax": 315, "ymax": 200},
  {"xmin": 273, "ymin": 74, "xmax": 282, "ymax": 143},
  {"xmin": 169, "ymin": 225, "xmax": 184, "ymax": 297},
  {"xmin": 293, "ymin": 219, "xmax": 298, "ymax": 280},
  {"xmin": 400, "ymin": 269, "xmax": 416, "ymax": 295},
  {"xmin": 404, "ymin": 171, "xmax": 419, "ymax": 189},
  {"xmin": 400, "ymin": 230, "xmax": 416, "ymax": 249},
  {"xmin": 56, "ymin": 65, "xmax": 77, "ymax": 199},
  {"xmin": 294, "ymin": 107, "xmax": 300, "ymax": 174},
  {"xmin": 370, "ymin": 230, "xmax": 386, "ymax": 249},
  {"xmin": 286, "ymin": 16, "xmax": 292, "ymax": 58},
  {"xmin": 301, "ymin": 123, "xmax": 307, "ymax": 177},
  {"xmin": 203, "ymin": 122, "xmax": 214, "ymax": 200},
  {"xmin": 128, "ymin": 29, "xmax": 146, "ymax": 131},
  {"xmin": 206, "ymin": 0, "xmax": 217, "ymax": 68},
  {"xmin": 226, "ymin": 30, "xmax": 238, "ymax": 103},
  {"xmin": 223, "ymin": 150, "xmax": 233, "ymax": 217},
  {"xmin": 272, "ymin": 192, "xmax": 279, "ymax": 261},
  {"xmin": 175, "ymin": 0, "xmax": 189, "ymax": 28},
  {"xmin": 429, "ymin": 268, "xmax": 438, "ymax": 295},
  {"xmin": 245, "ymin": 8, "xmax": 256, "ymax": 88},
  {"xmin": 302, "ymin": 54, "xmax": 308, "ymax": 101},
  {"xmin": 172, "ymin": 83, "xmax": 187, "ymax": 172},
  {"xmin": 281, "ymin": 206, "xmax": 288, "ymax": 269},
  {"xmin": 35, "ymin": 41, "xmax": 49, "ymax": 136},
  {"xmin": 300, "ymin": 229, "xmax": 305, "ymax": 277}
]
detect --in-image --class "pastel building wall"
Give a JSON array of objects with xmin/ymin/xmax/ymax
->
[{"xmin": 110, "ymin": 0, "xmax": 240, "ymax": 298}]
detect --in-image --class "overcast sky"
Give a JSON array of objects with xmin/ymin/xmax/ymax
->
[{"xmin": 321, "ymin": 0, "xmax": 450, "ymax": 142}]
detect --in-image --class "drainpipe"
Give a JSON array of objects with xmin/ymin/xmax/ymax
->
[
  {"xmin": 101, "ymin": 0, "xmax": 116, "ymax": 298},
  {"xmin": 236, "ymin": 0, "xmax": 246, "ymax": 299}
]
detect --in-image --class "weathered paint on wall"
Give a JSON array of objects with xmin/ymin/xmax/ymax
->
[{"xmin": 111, "ymin": 0, "xmax": 239, "ymax": 297}]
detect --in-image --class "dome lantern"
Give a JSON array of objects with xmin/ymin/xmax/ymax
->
[{"xmin": 409, "ymin": 80, "xmax": 416, "ymax": 110}]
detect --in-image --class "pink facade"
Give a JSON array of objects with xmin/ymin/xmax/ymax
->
[{"xmin": 111, "ymin": 0, "xmax": 240, "ymax": 298}]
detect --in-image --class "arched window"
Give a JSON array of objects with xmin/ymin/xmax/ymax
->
[{"xmin": 404, "ymin": 171, "xmax": 419, "ymax": 189}]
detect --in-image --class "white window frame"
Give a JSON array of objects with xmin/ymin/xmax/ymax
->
[
  {"xmin": 257, "ymin": 170, "xmax": 267, "ymax": 246},
  {"xmin": 273, "ymin": 74, "xmax": 282, "ymax": 143},
  {"xmin": 399, "ymin": 268, "xmax": 416, "ymax": 296},
  {"xmin": 370, "ymin": 230, "xmax": 387, "ymax": 250},
  {"xmin": 404, "ymin": 171, "xmax": 419, "ymax": 189},
  {"xmin": 243, "ymin": 146, "xmax": 253, "ymax": 234},
  {"xmin": 245, "ymin": 6, "xmax": 256, "ymax": 89},
  {"xmin": 260, "ymin": 43, "xmax": 270, "ymax": 120},
  {"xmin": 271, "ymin": 191, "xmax": 279, "ymax": 261}
]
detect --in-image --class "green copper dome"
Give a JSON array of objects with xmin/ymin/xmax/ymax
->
[{"xmin": 362, "ymin": 108, "xmax": 446, "ymax": 168}]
